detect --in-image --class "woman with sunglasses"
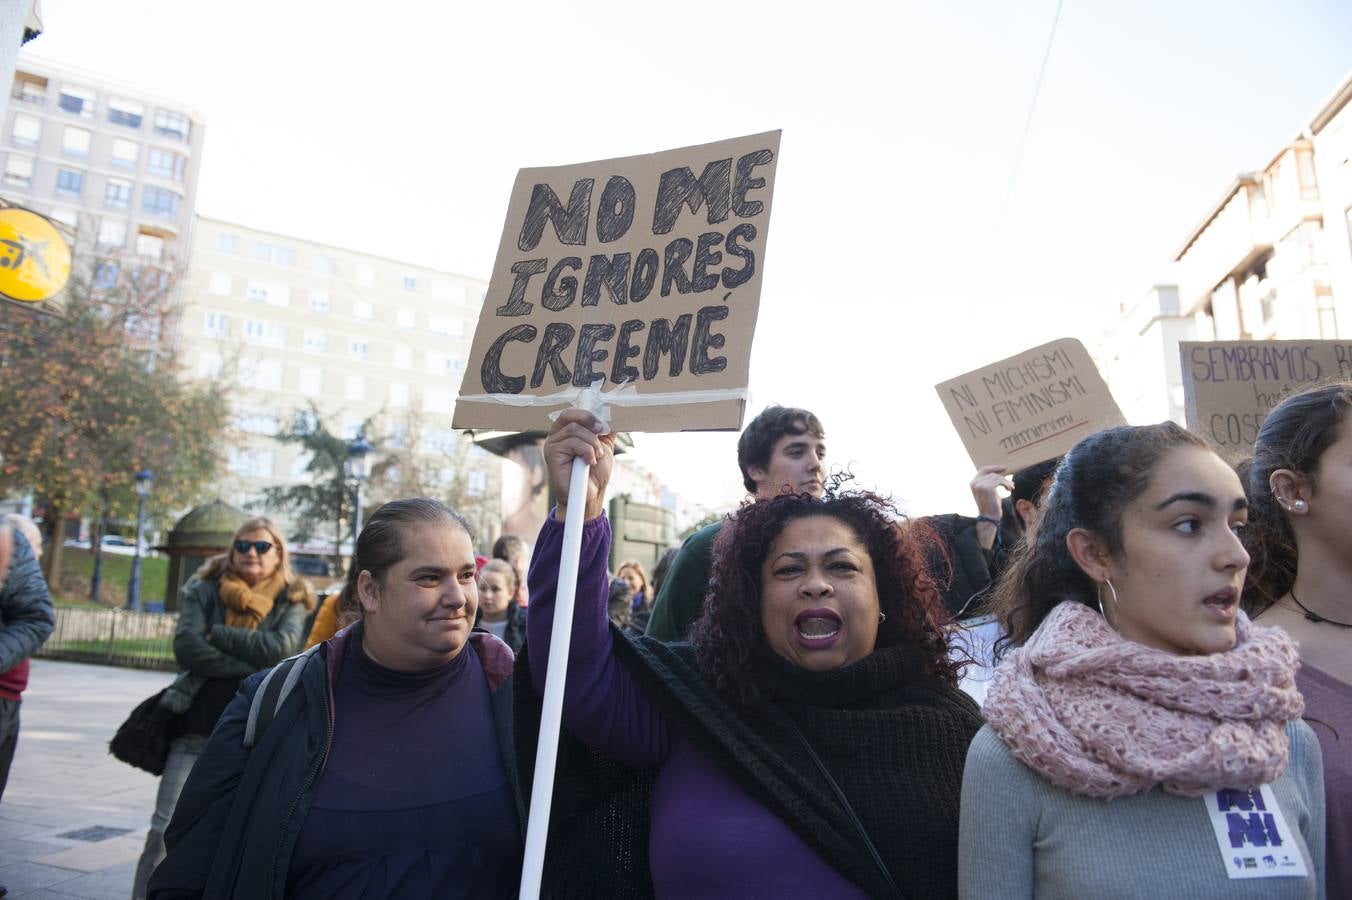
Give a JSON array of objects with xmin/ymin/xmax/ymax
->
[{"xmin": 131, "ymin": 517, "xmax": 314, "ymax": 900}]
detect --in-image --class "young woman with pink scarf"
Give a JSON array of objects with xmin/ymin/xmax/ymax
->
[{"xmin": 959, "ymin": 423, "xmax": 1325, "ymax": 899}]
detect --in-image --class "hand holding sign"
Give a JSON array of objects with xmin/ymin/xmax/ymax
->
[{"xmin": 544, "ymin": 410, "xmax": 615, "ymax": 523}]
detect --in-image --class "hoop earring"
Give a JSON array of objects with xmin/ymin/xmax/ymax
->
[
  {"xmin": 1104, "ymin": 577, "xmax": 1120, "ymax": 609},
  {"xmin": 1094, "ymin": 582, "xmax": 1106, "ymax": 617}
]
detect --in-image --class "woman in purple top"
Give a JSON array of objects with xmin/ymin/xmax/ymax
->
[
  {"xmin": 522, "ymin": 411, "xmax": 982, "ymax": 898},
  {"xmin": 1244, "ymin": 382, "xmax": 1352, "ymax": 898}
]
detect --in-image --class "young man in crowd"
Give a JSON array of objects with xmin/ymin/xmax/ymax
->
[{"xmin": 644, "ymin": 405, "xmax": 826, "ymax": 642}]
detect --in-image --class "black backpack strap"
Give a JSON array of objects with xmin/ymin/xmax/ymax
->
[{"xmin": 243, "ymin": 644, "xmax": 319, "ymax": 749}]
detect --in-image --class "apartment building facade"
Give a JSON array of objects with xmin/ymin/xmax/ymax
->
[
  {"xmin": 182, "ymin": 216, "xmax": 507, "ymax": 545},
  {"xmin": 1101, "ymin": 69, "xmax": 1352, "ymax": 423},
  {"xmin": 0, "ymin": 55, "xmax": 203, "ymax": 268}
]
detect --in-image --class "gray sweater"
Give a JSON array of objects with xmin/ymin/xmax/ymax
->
[{"xmin": 959, "ymin": 723, "xmax": 1326, "ymax": 900}]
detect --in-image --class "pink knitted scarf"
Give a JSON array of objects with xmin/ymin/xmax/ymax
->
[{"xmin": 985, "ymin": 600, "xmax": 1304, "ymax": 799}]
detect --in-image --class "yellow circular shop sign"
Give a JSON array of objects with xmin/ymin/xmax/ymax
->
[{"xmin": 0, "ymin": 207, "xmax": 72, "ymax": 303}]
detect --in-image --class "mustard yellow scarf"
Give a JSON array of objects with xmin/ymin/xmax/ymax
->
[{"xmin": 217, "ymin": 570, "xmax": 286, "ymax": 629}]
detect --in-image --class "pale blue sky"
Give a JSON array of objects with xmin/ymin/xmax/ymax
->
[{"xmin": 27, "ymin": 0, "xmax": 1352, "ymax": 514}]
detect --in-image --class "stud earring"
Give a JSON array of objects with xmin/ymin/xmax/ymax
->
[
  {"xmin": 1291, "ymin": 499, "xmax": 1308, "ymax": 513},
  {"xmin": 878, "ymin": 611, "xmax": 887, "ymax": 623}
]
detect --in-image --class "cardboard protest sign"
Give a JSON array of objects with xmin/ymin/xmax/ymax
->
[
  {"xmin": 454, "ymin": 131, "xmax": 781, "ymax": 433},
  {"xmin": 1180, "ymin": 340, "xmax": 1352, "ymax": 453},
  {"xmin": 935, "ymin": 338, "xmax": 1126, "ymax": 471}
]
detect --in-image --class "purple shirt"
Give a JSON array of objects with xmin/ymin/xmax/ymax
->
[
  {"xmin": 288, "ymin": 630, "xmax": 519, "ymax": 899},
  {"xmin": 1299, "ymin": 664, "xmax": 1351, "ymax": 899},
  {"xmin": 528, "ymin": 514, "xmax": 867, "ymax": 898}
]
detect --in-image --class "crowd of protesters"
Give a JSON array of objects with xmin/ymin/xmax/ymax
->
[{"xmin": 5, "ymin": 387, "xmax": 1347, "ymax": 898}]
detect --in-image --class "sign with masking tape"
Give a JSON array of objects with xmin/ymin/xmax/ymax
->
[
  {"xmin": 1180, "ymin": 339, "xmax": 1352, "ymax": 455},
  {"xmin": 0, "ymin": 206, "xmax": 72, "ymax": 314},
  {"xmin": 454, "ymin": 131, "xmax": 780, "ymax": 432},
  {"xmin": 935, "ymin": 338, "xmax": 1126, "ymax": 471}
]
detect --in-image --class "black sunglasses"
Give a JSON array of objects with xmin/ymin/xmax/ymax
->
[{"xmin": 233, "ymin": 540, "xmax": 273, "ymax": 555}]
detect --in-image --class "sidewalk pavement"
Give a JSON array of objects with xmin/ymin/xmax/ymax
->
[{"xmin": 1, "ymin": 660, "xmax": 176, "ymax": 899}]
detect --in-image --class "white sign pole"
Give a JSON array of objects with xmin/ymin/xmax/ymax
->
[{"xmin": 519, "ymin": 454, "xmax": 591, "ymax": 900}]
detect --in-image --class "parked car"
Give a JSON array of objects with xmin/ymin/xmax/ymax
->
[{"xmin": 63, "ymin": 535, "xmax": 152, "ymax": 556}]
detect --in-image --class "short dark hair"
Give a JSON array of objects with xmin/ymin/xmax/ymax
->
[
  {"xmin": 1243, "ymin": 382, "xmax": 1352, "ymax": 613},
  {"xmin": 989, "ymin": 423, "xmax": 1208, "ymax": 655},
  {"xmin": 1011, "ymin": 457, "xmax": 1060, "ymax": 508},
  {"xmin": 690, "ymin": 490, "xmax": 958, "ymax": 709},
  {"xmin": 344, "ymin": 498, "xmax": 472, "ymax": 610},
  {"xmin": 736, "ymin": 405, "xmax": 825, "ymax": 493},
  {"xmin": 492, "ymin": 534, "xmax": 526, "ymax": 565}
]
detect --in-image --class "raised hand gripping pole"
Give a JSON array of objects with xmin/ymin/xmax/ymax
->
[{"xmin": 519, "ymin": 453, "xmax": 591, "ymax": 900}]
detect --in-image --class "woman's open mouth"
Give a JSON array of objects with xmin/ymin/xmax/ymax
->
[
  {"xmin": 1203, "ymin": 587, "xmax": 1238, "ymax": 620},
  {"xmin": 794, "ymin": 607, "xmax": 842, "ymax": 649}
]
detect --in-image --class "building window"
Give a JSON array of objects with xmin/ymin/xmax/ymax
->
[
  {"xmin": 135, "ymin": 231, "xmax": 165, "ymax": 260},
  {"xmin": 94, "ymin": 261, "xmax": 120, "ymax": 290},
  {"xmin": 146, "ymin": 147, "xmax": 185, "ymax": 181},
  {"xmin": 56, "ymin": 167, "xmax": 84, "ymax": 196},
  {"xmin": 57, "ymin": 85, "xmax": 95, "ymax": 118},
  {"xmin": 396, "ymin": 308, "xmax": 415, "ymax": 329},
  {"xmin": 107, "ymin": 98, "xmax": 144, "ymax": 129},
  {"xmin": 11, "ymin": 76, "xmax": 45, "ymax": 106},
  {"xmin": 393, "ymin": 346, "xmax": 412, "ymax": 369},
  {"xmin": 303, "ymin": 329, "xmax": 326, "ymax": 353},
  {"xmin": 242, "ymin": 319, "xmax": 287, "ymax": 348},
  {"xmin": 235, "ymin": 412, "xmax": 279, "ymax": 435},
  {"xmin": 299, "ymin": 366, "xmax": 322, "ymax": 395},
  {"xmin": 215, "ymin": 232, "xmax": 238, "ymax": 253},
  {"xmin": 61, "ymin": 126, "xmax": 92, "ymax": 157},
  {"xmin": 426, "ymin": 352, "xmax": 447, "ymax": 374},
  {"xmin": 49, "ymin": 208, "xmax": 78, "ymax": 227},
  {"xmin": 3, "ymin": 154, "xmax": 34, "ymax": 188},
  {"xmin": 389, "ymin": 382, "xmax": 409, "ymax": 408},
  {"xmin": 402, "ymin": 274, "xmax": 417, "ymax": 292},
  {"xmin": 97, "ymin": 219, "xmax": 127, "ymax": 248},
  {"xmin": 352, "ymin": 299, "xmax": 373, "ymax": 319},
  {"xmin": 313, "ymin": 253, "xmax": 335, "ymax": 275},
  {"xmin": 110, "ymin": 138, "xmax": 139, "ymax": 168},
  {"xmin": 11, "ymin": 113, "xmax": 40, "ymax": 145},
  {"xmin": 207, "ymin": 271, "xmax": 232, "ymax": 296},
  {"xmin": 142, "ymin": 186, "xmax": 181, "ymax": 218},
  {"xmin": 275, "ymin": 245, "xmax": 295, "ymax": 266},
  {"xmin": 246, "ymin": 280, "xmax": 290, "ymax": 307},
  {"xmin": 345, "ymin": 375, "xmax": 367, "ymax": 402},
  {"xmin": 104, "ymin": 178, "xmax": 133, "ymax": 209},
  {"xmin": 447, "ymin": 358, "xmax": 465, "ymax": 376},
  {"xmin": 153, "ymin": 109, "xmax": 190, "ymax": 142},
  {"xmin": 308, "ymin": 291, "xmax": 330, "ymax": 313},
  {"xmin": 356, "ymin": 263, "xmax": 374, "ymax": 285},
  {"xmin": 429, "ymin": 315, "xmax": 451, "ymax": 336},
  {"xmin": 203, "ymin": 311, "xmax": 230, "ymax": 337},
  {"xmin": 253, "ymin": 241, "xmax": 274, "ymax": 262},
  {"xmin": 227, "ymin": 447, "xmax": 274, "ymax": 477},
  {"xmin": 350, "ymin": 339, "xmax": 369, "ymax": 360}
]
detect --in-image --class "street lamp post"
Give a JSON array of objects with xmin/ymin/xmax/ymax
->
[
  {"xmin": 345, "ymin": 432, "xmax": 373, "ymax": 553},
  {"xmin": 127, "ymin": 469, "xmax": 153, "ymax": 611}
]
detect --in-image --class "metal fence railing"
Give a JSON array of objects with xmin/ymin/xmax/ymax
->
[{"xmin": 36, "ymin": 606, "xmax": 178, "ymax": 671}]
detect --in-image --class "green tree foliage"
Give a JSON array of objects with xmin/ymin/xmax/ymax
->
[
  {"xmin": 263, "ymin": 406, "xmax": 388, "ymax": 563},
  {"xmin": 0, "ymin": 260, "xmax": 228, "ymax": 581}
]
